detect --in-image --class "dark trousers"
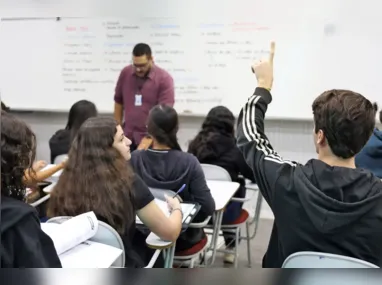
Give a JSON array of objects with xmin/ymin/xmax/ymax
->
[{"xmin": 221, "ymin": 183, "xmax": 247, "ymax": 248}]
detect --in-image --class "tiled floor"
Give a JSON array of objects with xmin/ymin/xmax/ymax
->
[{"xmin": 210, "ymin": 218, "xmax": 273, "ymax": 268}]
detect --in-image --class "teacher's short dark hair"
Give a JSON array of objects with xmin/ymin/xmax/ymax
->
[
  {"xmin": 133, "ymin": 43, "xmax": 152, "ymax": 58},
  {"xmin": 1, "ymin": 101, "xmax": 10, "ymax": 112}
]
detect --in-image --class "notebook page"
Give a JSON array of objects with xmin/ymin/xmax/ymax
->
[
  {"xmin": 59, "ymin": 240, "xmax": 122, "ymax": 268},
  {"xmin": 41, "ymin": 212, "xmax": 98, "ymax": 255},
  {"xmin": 136, "ymin": 199, "xmax": 195, "ymax": 223}
]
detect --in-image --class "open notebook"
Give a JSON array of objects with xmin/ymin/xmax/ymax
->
[
  {"xmin": 41, "ymin": 212, "xmax": 123, "ymax": 268},
  {"xmin": 136, "ymin": 198, "xmax": 197, "ymax": 224}
]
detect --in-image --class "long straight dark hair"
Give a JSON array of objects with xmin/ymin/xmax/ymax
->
[
  {"xmin": 147, "ymin": 104, "xmax": 182, "ymax": 151},
  {"xmin": 65, "ymin": 100, "xmax": 98, "ymax": 142}
]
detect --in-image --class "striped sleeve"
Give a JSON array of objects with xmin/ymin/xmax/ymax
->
[{"xmin": 236, "ymin": 87, "xmax": 297, "ymax": 207}]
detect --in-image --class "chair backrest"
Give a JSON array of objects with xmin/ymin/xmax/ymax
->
[
  {"xmin": 282, "ymin": 251, "xmax": 379, "ymax": 268},
  {"xmin": 54, "ymin": 154, "xmax": 68, "ymax": 165},
  {"xmin": 89, "ymin": 221, "xmax": 125, "ymax": 267},
  {"xmin": 47, "ymin": 216, "xmax": 125, "ymax": 267},
  {"xmin": 201, "ymin": 164, "xmax": 232, "ymax": 181}
]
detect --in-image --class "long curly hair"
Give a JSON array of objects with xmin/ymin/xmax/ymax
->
[
  {"xmin": 188, "ymin": 106, "xmax": 236, "ymax": 161},
  {"xmin": 48, "ymin": 117, "xmax": 135, "ymax": 234},
  {"xmin": 1, "ymin": 111, "xmax": 36, "ymax": 200}
]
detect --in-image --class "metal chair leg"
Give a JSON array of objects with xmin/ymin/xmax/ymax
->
[
  {"xmin": 245, "ymin": 221, "xmax": 252, "ymax": 268},
  {"xmin": 234, "ymin": 228, "xmax": 240, "ymax": 268}
]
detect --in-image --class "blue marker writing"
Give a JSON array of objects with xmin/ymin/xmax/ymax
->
[{"xmin": 173, "ymin": 184, "xmax": 186, "ymax": 198}]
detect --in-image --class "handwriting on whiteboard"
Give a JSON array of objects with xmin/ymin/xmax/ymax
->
[{"xmin": 61, "ymin": 18, "xmax": 271, "ymax": 112}]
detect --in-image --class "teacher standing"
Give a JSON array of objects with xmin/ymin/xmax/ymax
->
[{"xmin": 114, "ymin": 43, "xmax": 175, "ymax": 151}]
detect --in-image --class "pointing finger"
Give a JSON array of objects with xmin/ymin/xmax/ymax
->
[{"xmin": 269, "ymin": 41, "xmax": 275, "ymax": 65}]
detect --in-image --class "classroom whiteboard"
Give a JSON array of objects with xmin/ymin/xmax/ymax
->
[{"xmin": 0, "ymin": 0, "xmax": 381, "ymax": 119}]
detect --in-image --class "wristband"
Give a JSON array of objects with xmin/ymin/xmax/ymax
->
[{"xmin": 171, "ymin": 208, "xmax": 183, "ymax": 218}]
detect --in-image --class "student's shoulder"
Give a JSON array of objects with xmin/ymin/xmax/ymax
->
[
  {"xmin": 179, "ymin": 152, "xmax": 204, "ymax": 171},
  {"xmin": 1, "ymin": 196, "xmax": 39, "ymax": 232},
  {"xmin": 132, "ymin": 172, "xmax": 147, "ymax": 188},
  {"xmin": 131, "ymin": 174, "xmax": 154, "ymax": 210},
  {"xmin": 49, "ymin": 129, "xmax": 69, "ymax": 142},
  {"xmin": 171, "ymin": 150, "xmax": 199, "ymax": 163},
  {"xmin": 130, "ymin": 149, "xmax": 145, "ymax": 161},
  {"xmin": 1, "ymin": 196, "xmax": 36, "ymax": 218}
]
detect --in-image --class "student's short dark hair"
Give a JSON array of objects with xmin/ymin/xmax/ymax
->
[
  {"xmin": 132, "ymin": 43, "xmax": 152, "ymax": 58},
  {"xmin": 312, "ymin": 89, "xmax": 375, "ymax": 159}
]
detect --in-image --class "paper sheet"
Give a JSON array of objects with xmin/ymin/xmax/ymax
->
[{"xmin": 136, "ymin": 198, "xmax": 196, "ymax": 224}]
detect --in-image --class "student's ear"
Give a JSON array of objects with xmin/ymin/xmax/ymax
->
[{"xmin": 316, "ymin": 129, "xmax": 326, "ymax": 146}]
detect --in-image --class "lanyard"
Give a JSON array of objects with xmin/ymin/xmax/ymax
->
[{"xmin": 135, "ymin": 76, "xmax": 149, "ymax": 94}]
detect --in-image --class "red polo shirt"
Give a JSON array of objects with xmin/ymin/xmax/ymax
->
[{"xmin": 114, "ymin": 64, "xmax": 174, "ymax": 144}]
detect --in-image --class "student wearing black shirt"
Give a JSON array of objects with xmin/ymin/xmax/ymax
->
[
  {"xmin": 48, "ymin": 116, "xmax": 182, "ymax": 268},
  {"xmin": 188, "ymin": 106, "xmax": 255, "ymax": 263},
  {"xmin": 237, "ymin": 42, "xmax": 382, "ymax": 267},
  {"xmin": 131, "ymin": 104, "xmax": 216, "ymax": 254},
  {"xmin": 49, "ymin": 100, "xmax": 97, "ymax": 163},
  {"xmin": 1, "ymin": 111, "xmax": 61, "ymax": 268}
]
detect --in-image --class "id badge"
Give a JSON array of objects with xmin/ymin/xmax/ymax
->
[{"xmin": 135, "ymin": 94, "xmax": 142, "ymax": 106}]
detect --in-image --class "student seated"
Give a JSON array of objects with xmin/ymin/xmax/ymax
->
[
  {"xmin": 131, "ymin": 104, "xmax": 216, "ymax": 254},
  {"xmin": 49, "ymin": 100, "xmax": 97, "ymax": 163},
  {"xmin": 1, "ymin": 111, "xmax": 61, "ymax": 268},
  {"xmin": 355, "ymin": 103, "xmax": 382, "ymax": 178},
  {"xmin": 0, "ymin": 101, "xmax": 64, "ymax": 189},
  {"xmin": 188, "ymin": 105, "xmax": 255, "ymax": 264},
  {"xmin": 47, "ymin": 117, "xmax": 182, "ymax": 268},
  {"xmin": 237, "ymin": 42, "xmax": 382, "ymax": 267}
]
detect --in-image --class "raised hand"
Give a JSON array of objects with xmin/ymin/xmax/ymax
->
[{"xmin": 251, "ymin": 41, "xmax": 275, "ymax": 91}]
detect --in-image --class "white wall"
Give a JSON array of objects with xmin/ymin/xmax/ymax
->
[
  {"xmin": 13, "ymin": 111, "xmax": 381, "ymax": 219},
  {"xmin": 13, "ymin": 111, "xmax": 319, "ymax": 219},
  {"xmin": 15, "ymin": 112, "xmax": 316, "ymax": 163}
]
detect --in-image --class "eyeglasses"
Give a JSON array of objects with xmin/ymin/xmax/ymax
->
[{"xmin": 132, "ymin": 61, "xmax": 150, "ymax": 69}]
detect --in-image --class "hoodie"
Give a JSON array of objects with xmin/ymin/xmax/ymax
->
[
  {"xmin": 355, "ymin": 128, "xmax": 382, "ymax": 178},
  {"xmin": 237, "ymin": 87, "xmax": 382, "ymax": 268},
  {"xmin": 1, "ymin": 196, "xmax": 62, "ymax": 268},
  {"xmin": 130, "ymin": 149, "xmax": 215, "ymax": 252},
  {"xmin": 49, "ymin": 129, "xmax": 71, "ymax": 164},
  {"xmin": 188, "ymin": 134, "xmax": 255, "ymax": 223}
]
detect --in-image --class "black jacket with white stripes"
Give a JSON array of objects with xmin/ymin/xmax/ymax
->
[{"xmin": 237, "ymin": 87, "xmax": 382, "ymax": 268}]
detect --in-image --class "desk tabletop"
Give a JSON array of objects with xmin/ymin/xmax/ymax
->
[
  {"xmin": 207, "ymin": 180, "xmax": 240, "ymax": 211},
  {"xmin": 246, "ymin": 182, "xmax": 259, "ymax": 191},
  {"xmin": 145, "ymin": 232, "xmax": 174, "ymax": 249},
  {"xmin": 43, "ymin": 183, "xmax": 56, "ymax": 194}
]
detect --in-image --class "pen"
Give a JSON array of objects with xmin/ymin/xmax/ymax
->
[{"xmin": 173, "ymin": 184, "xmax": 186, "ymax": 198}]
